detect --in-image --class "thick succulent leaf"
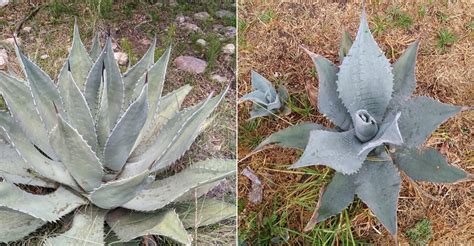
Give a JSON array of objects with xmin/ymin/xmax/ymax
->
[
  {"xmin": 291, "ymin": 113, "xmax": 402, "ymax": 174},
  {"xmin": 96, "ymin": 37, "xmax": 125, "ymax": 147},
  {"xmin": 58, "ymin": 69, "xmax": 97, "ymax": 150},
  {"xmin": 103, "ymin": 84, "xmax": 148, "ymax": 171},
  {"xmin": 84, "ymin": 47, "xmax": 105, "ymax": 120},
  {"xmin": 131, "ymin": 84, "xmax": 192, "ymax": 158},
  {"xmin": 395, "ymin": 96, "xmax": 461, "ymax": 147},
  {"xmin": 393, "ymin": 147, "xmax": 468, "ymax": 183},
  {"xmin": 177, "ymin": 198, "xmax": 236, "ymax": 228},
  {"xmin": 0, "ymin": 141, "xmax": 53, "ymax": 187},
  {"xmin": 255, "ymin": 122, "xmax": 331, "ymax": 151},
  {"xmin": 0, "ymin": 72, "xmax": 55, "ymax": 158},
  {"xmin": 249, "ymin": 105, "xmax": 272, "ymax": 119},
  {"xmin": 336, "ymin": 11, "xmax": 393, "ymax": 122},
  {"xmin": 354, "ymin": 156, "xmax": 401, "ymax": 235},
  {"xmin": 123, "ymin": 88, "xmax": 228, "ymax": 177},
  {"xmin": 14, "ymin": 43, "xmax": 64, "ymax": 136},
  {"xmin": 338, "ymin": 30, "xmax": 353, "ymax": 62},
  {"xmin": 241, "ymin": 90, "xmax": 271, "ymax": 106},
  {"xmin": 302, "ymin": 48, "xmax": 352, "ymax": 130},
  {"xmin": 0, "ymin": 113, "xmax": 79, "ymax": 189},
  {"xmin": 106, "ymin": 208, "xmax": 191, "ymax": 245},
  {"xmin": 49, "ymin": 114, "xmax": 104, "ymax": 192},
  {"xmin": 44, "ymin": 206, "xmax": 106, "ymax": 246},
  {"xmin": 305, "ymin": 173, "xmax": 355, "ymax": 231},
  {"xmin": 90, "ymin": 32, "xmax": 102, "ymax": 61},
  {"xmin": 0, "ymin": 207, "xmax": 46, "ymax": 243},
  {"xmin": 90, "ymin": 171, "xmax": 152, "ymax": 209},
  {"xmin": 0, "ymin": 182, "xmax": 86, "ymax": 222},
  {"xmin": 251, "ymin": 70, "xmax": 275, "ymax": 94},
  {"xmin": 390, "ymin": 40, "xmax": 419, "ymax": 104},
  {"xmin": 122, "ymin": 159, "xmax": 235, "ymax": 211},
  {"xmin": 173, "ymin": 180, "xmax": 222, "ymax": 203},
  {"xmin": 68, "ymin": 20, "xmax": 93, "ymax": 89},
  {"xmin": 123, "ymin": 39, "xmax": 156, "ymax": 106},
  {"xmin": 353, "ymin": 109, "xmax": 378, "ymax": 142}
]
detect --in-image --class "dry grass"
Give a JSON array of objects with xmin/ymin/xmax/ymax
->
[{"xmin": 238, "ymin": 1, "xmax": 473, "ymax": 245}]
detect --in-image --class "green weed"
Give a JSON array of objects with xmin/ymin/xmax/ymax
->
[
  {"xmin": 205, "ymin": 34, "xmax": 222, "ymax": 71},
  {"xmin": 286, "ymin": 94, "xmax": 313, "ymax": 118},
  {"xmin": 120, "ymin": 37, "xmax": 137, "ymax": 66},
  {"xmin": 437, "ymin": 29, "xmax": 457, "ymax": 51},
  {"xmin": 259, "ymin": 9, "xmax": 276, "ymax": 23},
  {"xmin": 387, "ymin": 7, "xmax": 413, "ymax": 29},
  {"xmin": 371, "ymin": 15, "xmax": 388, "ymax": 35},
  {"xmin": 405, "ymin": 219, "xmax": 432, "ymax": 246},
  {"xmin": 48, "ymin": 0, "xmax": 76, "ymax": 17}
]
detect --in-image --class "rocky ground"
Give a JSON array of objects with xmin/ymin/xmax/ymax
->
[{"xmin": 0, "ymin": 0, "xmax": 236, "ymax": 245}]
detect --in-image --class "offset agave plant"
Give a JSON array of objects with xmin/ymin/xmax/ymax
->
[
  {"xmin": 0, "ymin": 21, "xmax": 235, "ymax": 245},
  {"xmin": 255, "ymin": 10, "xmax": 470, "ymax": 236},
  {"xmin": 240, "ymin": 71, "xmax": 289, "ymax": 119}
]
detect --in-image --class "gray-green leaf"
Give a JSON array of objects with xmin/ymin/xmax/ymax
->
[
  {"xmin": 90, "ymin": 32, "xmax": 102, "ymax": 61},
  {"xmin": 302, "ymin": 48, "xmax": 351, "ymax": 130},
  {"xmin": 336, "ymin": 11, "xmax": 393, "ymax": 122},
  {"xmin": 0, "ymin": 207, "xmax": 46, "ymax": 243},
  {"xmin": 106, "ymin": 208, "xmax": 191, "ymax": 245},
  {"xmin": 390, "ymin": 40, "xmax": 419, "ymax": 104},
  {"xmin": 393, "ymin": 147, "xmax": 468, "ymax": 183},
  {"xmin": 68, "ymin": 20, "xmax": 93, "ymax": 89},
  {"xmin": 177, "ymin": 198, "xmax": 236, "ymax": 228},
  {"xmin": 122, "ymin": 159, "xmax": 235, "ymax": 211},
  {"xmin": 338, "ymin": 30, "xmax": 353, "ymax": 62}
]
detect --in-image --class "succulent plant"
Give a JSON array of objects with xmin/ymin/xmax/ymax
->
[
  {"xmin": 240, "ymin": 71, "xmax": 289, "ymax": 119},
  {"xmin": 255, "ymin": 10, "xmax": 470, "ymax": 237},
  {"xmin": 0, "ymin": 21, "xmax": 235, "ymax": 245}
]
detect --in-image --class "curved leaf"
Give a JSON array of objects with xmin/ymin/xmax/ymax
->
[
  {"xmin": 338, "ymin": 30, "xmax": 353, "ymax": 62},
  {"xmin": 49, "ymin": 114, "xmax": 104, "ymax": 192},
  {"xmin": 84, "ymin": 47, "xmax": 105, "ymax": 120},
  {"xmin": 302, "ymin": 48, "xmax": 351, "ymax": 130},
  {"xmin": 336, "ymin": 11, "xmax": 393, "ymax": 122},
  {"xmin": 354, "ymin": 156, "xmax": 401, "ymax": 235},
  {"xmin": 90, "ymin": 32, "xmax": 102, "ymax": 61},
  {"xmin": 123, "ymin": 38, "xmax": 155, "ymax": 106},
  {"xmin": 96, "ymin": 37, "xmax": 125, "ymax": 148},
  {"xmin": 68, "ymin": 19, "xmax": 93, "ymax": 89},
  {"xmin": 106, "ymin": 209, "xmax": 191, "ymax": 245},
  {"xmin": 58, "ymin": 68, "xmax": 97, "ymax": 150},
  {"xmin": 255, "ymin": 122, "xmax": 331, "ymax": 151},
  {"xmin": 90, "ymin": 171, "xmax": 152, "ymax": 209},
  {"xmin": 390, "ymin": 40, "xmax": 419, "ymax": 104},
  {"xmin": 122, "ymin": 159, "xmax": 235, "ymax": 211},
  {"xmin": 0, "ymin": 182, "xmax": 86, "ymax": 222},
  {"xmin": 0, "ymin": 72, "xmax": 55, "ymax": 158},
  {"xmin": 44, "ymin": 206, "xmax": 106, "ymax": 246},
  {"xmin": 103, "ymin": 84, "xmax": 148, "ymax": 171},
  {"xmin": 393, "ymin": 147, "xmax": 467, "ymax": 183},
  {"xmin": 0, "ymin": 113, "xmax": 79, "ymax": 189},
  {"xmin": 0, "ymin": 141, "xmax": 53, "ymax": 187},
  {"xmin": 395, "ymin": 96, "xmax": 461, "ymax": 147},
  {"xmin": 14, "ymin": 42, "xmax": 64, "ymax": 137},
  {"xmin": 177, "ymin": 198, "xmax": 236, "ymax": 228},
  {"xmin": 305, "ymin": 173, "xmax": 355, "ymax": 231},
  {"xmin": 0, "ymin": 207, "xmax": 46, "ymax": 243}
]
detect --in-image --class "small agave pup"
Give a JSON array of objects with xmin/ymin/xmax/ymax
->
[
  {"xmin": 255, "ymin": 10, "xmax": 470, "ymax": 237},
  {"xmin": 0, "ymin": 21, "xmax": 235, "ymax": 245},
  {"xmin": 240, "ymin": 71, "xmax": 289, "ymax": 119}
]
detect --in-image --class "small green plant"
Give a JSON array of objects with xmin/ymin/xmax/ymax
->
[
  {"xmin": 435, "ymin": 11, "xmax": 449, "ymax": 23},
  {"xmin": 49, "ymin": 0, "xmax": 76, "ymax": 17},
  {"xmin": 240, "ymin": 71, "xmax": 290, "ymax": 119},
  {"xmin": 260, "ymin": 8, "xmax": 276, "ymax": 23},
  {"xmin": 387, "ymin": 7, "xmax": 413, "ymax": 29},
  {"xmin": 405, "ymin": 219, "xmax": 432, "ymax": 245},
  {"xmin": 0, "ymin": 21, "xmax": 235, "ymax": 244},
  {"xmin": 86, "ymin": 0, "xmax": 113, "ymax": 19},
  {"xmin": 371, "ymin": 15, "xmax": 388, "ymax": 35},
  {"xmin": 120, "ymin": 37, "xmax": 137, "ymax": 66},
  {"xmin": 256, "ymin": 10, "xmax": 469, "ymax": 238},
  {"xmin": 437, "ymin": 29, "xmax": 457, "ymax": 51},
  {"xmin": 418, "ymin": 5, "xmax": 427, "ymax": 17},
  {"xmin": 205, "ymin": 34, "xmax": 222, "ymax": 71},
  {"xmin": 122, "ymin": 1, "xmax": 138, "ymax": 19}
]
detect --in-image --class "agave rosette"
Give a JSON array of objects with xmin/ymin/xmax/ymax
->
[
  {"xmin": 255, "ymin": 11, "xmax": 469, "ymax": 235},
  {"xmin": 0, "ymin": 21, "xmax": 235, "ymax": 245}
]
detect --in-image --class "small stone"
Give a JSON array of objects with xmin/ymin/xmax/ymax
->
[
  {"xmin": 211, "ymin": 74, "xmax": 228, "ymax": 83},
  {"xmin": 0, "ymin": 0, "xmax": 9, "ymax": 7},
  {"xmin": 114, "ymin": 52, "xmax": 129, "ymax": 66},
  {"xmin": 0, "ymin": 49, "xmax": 7, "ymax": 70},
  {"xmin": 223, "ymin": 26, "xmax": 236, "ymax": 38},
  {"xmin": 196, "ymin": 39, "xmax": 207, "ymax": 47},
  {"xmin": 194, "ymin": 12, "xmax": 210, "ymax": 21},
  {"xmin": 175, "ymin": 15, "xmax": 185, "ymax": 24},
  {"xmin": 111, "ymin": 42, "xmax": 118, "ymax": 50},
  {"xmin": 23, "ymin": 26, "xmax": 32, "ymax": 33},
  {"xmin": 222, "ymin": 43, "xmax": 235, "ymax": 55},
  {"xmin": 140, "ymin": 38, "xmax": 152, "ymax": 46},
  {"xmin": 216, "ymin": 9, "xmax": 234, "ymax": 18},
  {"xmin": 2, "ymin": 37, "xmax": 21, "ymax": 46},
  {"xmin": 40, "ymin": 54, "xmax": 49, "ymax": 60},
  {"xmin": 212, "ymin": 24, "xmax": 224, "ymax": 32},
  {"xmin": 174, "ymin": 56, "xmax": 207, "ymax": 74},
  {"xmin": 180, "ymin": 22, "xmax": 201, "ymax": 32}
]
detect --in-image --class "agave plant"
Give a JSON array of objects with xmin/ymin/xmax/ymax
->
[
  {"xmin": 0, "ymin": 21, "xmax": 235, "ymax": 245},
  {"xmin": 240, "ymin": 71, "xmax": 289, "ymax": 119},
  {"xmin": 255, "ymin": 10, "xmax": 470, "ymax": 237}
]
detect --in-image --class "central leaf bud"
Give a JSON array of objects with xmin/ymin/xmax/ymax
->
[{"xmin": 353, "ymin": 110, "xmax": 378, "ymax": 142}]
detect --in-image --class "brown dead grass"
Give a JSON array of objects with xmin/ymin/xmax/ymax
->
[{"xmin": 238, "ymin": 1, "xmax": 473, "ymax": 245}]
